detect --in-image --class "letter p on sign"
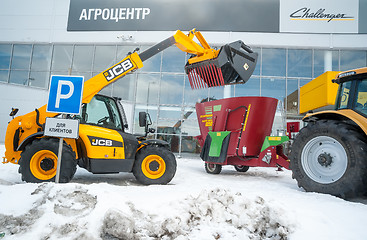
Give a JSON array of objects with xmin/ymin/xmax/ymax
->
[{"xmin": 47, "ymin": 75, "xmax": 84, "ymax": 115}]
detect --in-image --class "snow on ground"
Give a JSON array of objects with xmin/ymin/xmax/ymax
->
[{"xmin": 1, "ymin": 144, "xmax": 367, "ymax": 240}]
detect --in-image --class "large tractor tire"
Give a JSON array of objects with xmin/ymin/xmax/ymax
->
[
  {"xmin": 289, "ymin": 120, "xmax": 367, "ymax": 198},
  {"xmin": 133, "ymin": 146, "xmax": 176, "ymax": 185},
  {"xmin": 19, "ymin": 138, "xmax": 77, "ymax": 183}
]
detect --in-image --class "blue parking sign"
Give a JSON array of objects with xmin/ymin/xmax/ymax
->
[{"xmin": 47, "ymin": 75, "xmax": 84, "ymax": 115}]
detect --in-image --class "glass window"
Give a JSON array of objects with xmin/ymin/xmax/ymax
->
[
  {"xmin": 340, "ymin": 50, "xmax": 367, "ymax": 71},
  {"xmin": 261, "ymin": 77, "xmax": 286, "ymax": 101},
  {"xmin": 288, "ymin": 49, "xmax": 312, "ymax": 78},
  {"xmin": 81, "ymin": 95, "xmax": 122, "ymax": 130},
  {"xmin": 71, "ymin": 71, "xmax": 91, "ymax": 81},
  {"xmin": 0, "ymin": 44, "xmax": 12, "ymax": 69},
  {"xmin": 9, "ymin": 70, "xmax": 29, "ymax": 85},
  {"xmin": 139, "ymin": 46, "xmax": 162, "ymax": 73},
  {"xmin": 133, "ymin": 105, "xmax": 158, "ymax": 134},
  {"xmin": 0, "ymin": 70, "xmax": 9, "ymax": 82},
  {"xmin": 159, "ymin": 106, "xmax": 182, "ymax": 119},
  {"xmin": 262, "ymin": 48, "xmax": 286, "ymax": 77},
  {"xmin": 52, "ymin": 45, "xmax": 73, "ymax": 71},
  {"xmin": 160, "ymin": 74, "xmax": 184, "ymax": 105},
  {"xmin": 116, "ymin": 45, "xmax": 137, "ymax": 61},
  {"xmin": 234, "ymin": 76, "xmax": 260, "ymax": 96},
  {"xmin": 93, "ymin": 45, "xmax": 116, "ymax": 72},
  {"xmin": 29, "ymin": 71, "xmax": 49, "ymax": 88},
  {"xmin": 337, "ymin": 81, "xmax": 352, "ymax": 109},
  {"xmin": 112, "ymin": 73, "xmax": 135, "ymax": 101},
  {"xmin": 161, "ymin": 47, "xmax": 186, "ymax": 73},
  {"xmin": 355, "ymin": 79, "xmax": 367, "ymax": 115},
  {"xmin": 183, "ymin": 76, "xmax": 209, "ymax": 106},
  {"xmin": 252, "ymin": 47, "xmax": 261, "ymax": 76},
  {"xmin": 181, "ymin": 135, "xmax": 200, "ymax": 153},
  {"xmin": 11, "ymin": 45, "xmax": 32, "ymax": 70},
  {"xmin": 286, "ymin": 78, "xmax": 299, "ymax": 113},
  {"xmin": 209, "ymin": 86, "xmax": 226, "ymax": 100},
  {"xmin": 72, "ymin": 45, "xmax": 94, "ymax": 72},
  {"xmin": 99, "ymin": 84, "xmax": 112, "ymax": 96},
  {"xmin": 181, "ymin": 118, "xmax": 200, "ymax": 136},
  {"xmin": 31, "ymin": 45, "xmax": 52, "ymax": 71},
  {"xmin": 135, "ymin": 73, "xmax": 160, "ymax": 104},
  {"xmin": 313, "ymin": 50, "xmax": 339, "ymax": 78}
]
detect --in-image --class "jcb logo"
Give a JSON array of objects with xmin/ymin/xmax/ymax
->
[
  {"xmin": 88, "ymin": 136, "xmax": 123, "ymax": 148},
  {"xmin": 91, "ymin": 139, "xmax": 113, "ymax": 146},
  {"xmin": 103, "ymin": 59, "xmax": 134, "ymax": 81}
]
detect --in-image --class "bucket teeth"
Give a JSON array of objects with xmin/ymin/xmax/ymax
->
[
  {"xmin": 186, "ymin": 63, "xmax": 225, "ymax": 89},
  {"xmin": 185, "ymin": 40, "xmax": 258, "ymax": 90}
]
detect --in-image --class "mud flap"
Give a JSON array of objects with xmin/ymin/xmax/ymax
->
[{"xmin": 200, "ymin": 131, "xmax": 231, "ymax": 163}]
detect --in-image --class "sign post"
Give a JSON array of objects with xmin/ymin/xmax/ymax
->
[{"xmin": 46, "ymin": 75, "xmax": 84, "ymax": 183}]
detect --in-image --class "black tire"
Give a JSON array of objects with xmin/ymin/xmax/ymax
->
[
  {"xmin": 234, "ymin": 165, "xmax": 250, "ymax": 172},
  {"xmin": 205, "ymin": 163, "xmax": 222, "ymax": 174},
  {"xmin": 19, "ymin": 138, "xmax": 77, "ymax": 183},
  {"xmin": 133, "ymin": 146, "xmax": 176, "ymax": 185},
  {"xmin": 289, "ymin": 120, "xmax": 367, "ymax": 199}
]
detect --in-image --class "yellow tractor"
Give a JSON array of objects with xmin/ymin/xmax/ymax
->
[
  {"xmin": 290, "ymin": 67, "xmax": 367, "ymax": 198},
  {"xmin": 2, "ymin": 29, "xmax": 258, "ymax": 184}
]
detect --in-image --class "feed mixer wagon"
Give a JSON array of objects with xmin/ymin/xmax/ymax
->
[{"xmin": 196, "ymin": 96, "xmax": 290, "ymax": 174}]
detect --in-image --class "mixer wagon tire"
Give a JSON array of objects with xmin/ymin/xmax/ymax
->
[
  {"xmin": 205, "ymin": 163, "xmax": 222, "ymax": 174},
  {"xmin": 234, "ymin": 165, "xmax": 250, "ymax": 172},
  {"xmin": 133, "ymin": 146, "xmax": 176, "ymax": 185},
  {"xmin": 289, "ymin": 120, "xmax": 367, "ymax": 199},
  {"xmin": 19, "ymin": 138, "xmax": 77, "ymax": 183}
]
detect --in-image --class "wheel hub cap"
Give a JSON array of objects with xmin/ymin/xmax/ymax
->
[
  {"xmin": 40, "ymin": 158, "xmax": 55, "ymax": 171},
  {"xmin": 149, "ymin": 161, "xmax": 160, "ymax": 172},
  {"xmin": 317, "ymin": 153, "xmax": 333, "ymax": 167},
  {"xmin": 301, "ymin": 136, "xmax": 348, "ymax": 184}
]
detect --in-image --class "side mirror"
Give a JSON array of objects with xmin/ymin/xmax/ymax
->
[
  {"xmin": 139, "ymin": 112, "xmax": 147, "ymax": 127},
  {"xmin": 9, "ymin": 108, "xmax": 19, "ymax": 118}
]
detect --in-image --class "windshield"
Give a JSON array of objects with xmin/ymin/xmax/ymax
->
[
  {"xmin": 80, "ymin": 95, "xmax": 123, "ymax": 131},
  {"xmin": 336, "ymin": 78, "xmax": 367, "ymax": 116},
  {"xmin": 354, "ymin": 79, "xmax": 367, "ymax": 115}
]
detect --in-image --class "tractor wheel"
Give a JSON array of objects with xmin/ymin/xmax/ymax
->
[
  {"xmin": 205, "ymin": 163, "xmax": 222, "ymax": 174},
  {"xmin": 19, "ymin": 138, "xmax": 77, "ymax": 183},
  {"xmin": 289, "ymin": 120, "xmax": 367, "ymax": 198},
  {"xmin": 234, "ymin": 165, "xmax": 250, "ymax": 172},
  {"xmin": 133, "ymin": 146, "xmax": 176, "ymax": 185}
]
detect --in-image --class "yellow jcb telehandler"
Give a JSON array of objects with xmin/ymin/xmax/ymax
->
[
  {"xmin": 290, "ymin": 67, "xmax": 367, "ymax": 198},
  {"xmin": 3, "ymin": 29, "xmax": 258, "ymax": 184}
]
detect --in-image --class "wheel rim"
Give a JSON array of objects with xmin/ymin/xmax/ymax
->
[
  {"xmin": 30, "ymin": 150, "xmax": 57, "ymax": 180},
  {"xmin": 301, "ymin": 136, "xmax": 348, "ymax": 184},
  {"xmin": 207, "ymin": 163, "xmax": 216, "ymax": 172},
  {"xmin": 141, "ymin": 155, "xmax": 166, "ymax": 179}
]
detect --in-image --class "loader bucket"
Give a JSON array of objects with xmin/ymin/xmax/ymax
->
[{"xmin": 185, "ymin": 41, "xmax": 258, "ymax": 89}]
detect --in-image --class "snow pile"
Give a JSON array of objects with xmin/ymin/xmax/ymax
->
[
  {"xmin": 0, "ymin": 183, "xmax": 99, "ymax": 239},
  {"xmin": 0, "ymin": 182, "xmax": 291, "ymax": 240},
  {"xmin": 101, "ymin": 188, "xmax": 292, "ymax": 240},
  {"xmin": 1, "ymin": 144, "xmax": 367, "ymax": 240}
]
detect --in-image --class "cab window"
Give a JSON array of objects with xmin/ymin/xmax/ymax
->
[
  {"xmin": 337, "ymin": 81, "xmax": 352, "ymax": 109},
  {"xmin": 80, "ymin": 95, "xmax": 123, "ymax": 130},
  {"xmin": 354, "ymin": 79, "xmax": 367, "ymax": 115}
]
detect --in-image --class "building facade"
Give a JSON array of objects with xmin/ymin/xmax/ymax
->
[{"xmin": 1, "ymin": 0, "xmax": 366, "ymax": 153}]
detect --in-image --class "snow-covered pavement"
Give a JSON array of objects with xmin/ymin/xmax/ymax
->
[{"xmin": 1, "ymin": 145, "xmax": 367, "ymax": 240}]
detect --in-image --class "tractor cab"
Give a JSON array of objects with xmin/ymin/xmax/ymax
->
[{"xmin": 335, "ymin": 71, "xmax": 367, "ymax": 117}]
